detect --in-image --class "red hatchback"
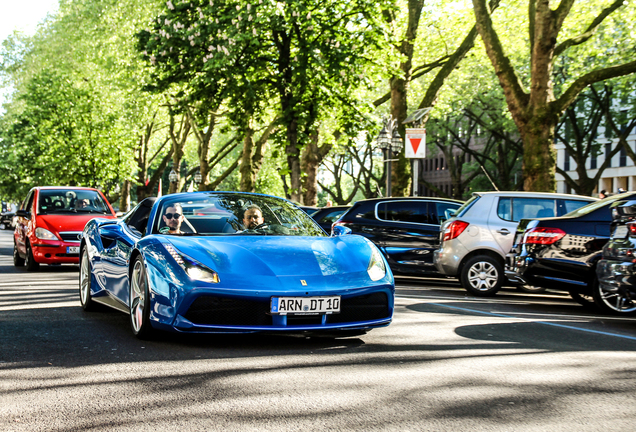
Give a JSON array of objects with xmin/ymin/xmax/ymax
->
[{"xmin": 13, "ymin": 187, "xmax": 117, "ymax": 270}]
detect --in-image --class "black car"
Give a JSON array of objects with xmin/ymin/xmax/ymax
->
[
  {"xmin": 505, "ymin": 192, "xmax": 636, "ymax": 309},
  {"xmin": 0, "ymin": 211, "xmax": 15, "ymax": 230},
  {"xmin": 311, "ymin": 205, "xmax": 350, "ymax": 232},
  {"xmin": 332, "ymin": 197, "xmax": 462, "ymax": 276},
  {"xmin": 595, "ymin": 200, "xmax": 636, "ymax": 315}
]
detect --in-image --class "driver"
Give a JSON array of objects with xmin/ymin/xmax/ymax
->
[
  {"xmin": 161, "ymin": 203, "xmax": 184, "ymax": 234},
  {"xmin": 243, "ymin": 204, "xmax": 265, "ymax": 230},
  {"xmin": 75, "ymin": 198, "xmax": 90, "ymax": 210}
]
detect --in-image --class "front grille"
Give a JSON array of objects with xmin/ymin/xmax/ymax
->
[
  {"xmin": 184, "ymin": 296, "xmax": 272, "ymax": 326},
  {"xmin": 327, "ymin": 292, "xmax": 390, "ymax": 324},
  {"xmin": 59, "ymin": 232, "xmax": 82, "ymax": 242},
  {"xmin": 183, "ymin": 292, "xmax": 390, "ymax": 327},
  {"xmin": 287, "ymin": 315, "xmax": 322, "ymax": 326}
]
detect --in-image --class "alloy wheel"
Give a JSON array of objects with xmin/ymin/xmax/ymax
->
[
  {"xmin": 467, "ymin": 261, "xmax": 499, "ymax": 291},
  {"xmin": 130, "ymin": 260, "xmax": 146, "ymax": 333}
]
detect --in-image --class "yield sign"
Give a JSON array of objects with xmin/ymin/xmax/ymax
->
[{"xmin": 405, "ymin": 128, "xmax": 426, "ymax": 158}]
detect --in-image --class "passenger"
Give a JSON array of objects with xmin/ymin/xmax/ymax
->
[{"xmin": 161, "ymin": 203, "xmax": 184, "ymax": 234}]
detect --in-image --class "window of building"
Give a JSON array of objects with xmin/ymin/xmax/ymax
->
[
  {"xmin": 564, "ymin": 149, "xmax": 570, "ymax": 172},
  {"xmin": 620, "ymin": 145, "xmax": 627, "ymax": 167},
  {"xmin": 606, "ymin": 143, "xmax": 612, "ymax": 167}
]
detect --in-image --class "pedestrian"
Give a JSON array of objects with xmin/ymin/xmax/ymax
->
[
  {"xmin": 599, "ymin": 189, "xmax": 607, "ymax": 199},
  {"xmin": 618, "ymin": 188, "xmax": 626, "ymax": 194}
]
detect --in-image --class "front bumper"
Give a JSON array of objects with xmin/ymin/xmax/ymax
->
[
  {"xmin": 505, "ymin": 252, "xmax": 529, "ymax": 285},
  {"xmin": 152, "ymin": 286, "xmax": 395, "ymax": 334},
  {"xmin": 32, "ymin": 241, "xmax": 81, "ymax": 264},
  {"xmin": 597, "ymin": 259, "xmax": 636, "ymax": 295}
]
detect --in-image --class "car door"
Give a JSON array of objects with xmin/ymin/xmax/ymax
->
[
  {"xmin": 489, "ymin": 197, "xmax": 557, "ymax": 254},
  {"xmin": 15, "ymin": 190, "xmax": 35, "ymax": 256},
  {"xmin": 99, "ymin": 223, "xmax": 136, "ymax": 303},
  {"xmin": 376, "ymin": 200, "xmax": 442, "ymax": 275}
]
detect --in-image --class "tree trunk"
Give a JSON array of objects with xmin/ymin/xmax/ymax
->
[
  {"xmin": 119, "ymin": 180, "xmax": 131, "ymax": 213},
  {"xmin": 239, "ymin": 118, "xmax": 278, "ymax": 192},
  {"xmin": 301, "ymin": 129, "xmax": 332, "ymax": 206},
  {"xmin": 522, "ymin": 115, "xmax": 557, "ymax": 192}
]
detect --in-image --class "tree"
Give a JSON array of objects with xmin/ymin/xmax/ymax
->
[
  {"xmin": 472, "ymin": 0, "xmax": 636, "ymax": 191},
  {"xmin": 138, "ymin": 0, "xmax": 393, "ymax": 204}
]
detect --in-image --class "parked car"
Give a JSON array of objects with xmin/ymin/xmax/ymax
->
[
  {"xmin": 505, "ymin": 191, "xmax": 636, "ymax": 309},
  {"xmin": 595, "ymin": 199, "xmax": 636, "ymax": 315},
  {"xmin": 13, "ymin": 187, "xmax": 117, "ymax": 270},
  {"xmin": 311, "ymin": 205, "xmax": 350, "ymax": 232},
  {"xmin": 79, "ymin": 192, "xmax": 394, "ymax": 339},
  {"xmin": 298, "ymin": 205, "xmax": 320, "ymax": 216},
  {"xmin": 0, "ymin": 211, "xmax": 16, "ymax": 230},
  {"xmin": 434, "ymin": 191, "xmax": 596, "ymax": 296},
  {"xmin": 332, "ymin": 197, "xmax": 462, "ymax": 276}
]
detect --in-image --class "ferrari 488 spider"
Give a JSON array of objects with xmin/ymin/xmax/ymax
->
[{"xmin": 79, "ymin": 192, "xmax": 394, "ymax": 339}]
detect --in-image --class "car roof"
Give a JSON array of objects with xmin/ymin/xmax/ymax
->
[
  {"xmin": 353, "ymin": 196, "xmax": 463, "ymax": 204},
  {"xmin": 33, "ymin": 186, "xmax": 102, "ymax": 192},
  {"xmin": 472, "ymin": 191, "xmax": 596, "ymax": 200}
]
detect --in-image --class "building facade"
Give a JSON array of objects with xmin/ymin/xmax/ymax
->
[{"xmin": 556, "ymin": 127, "xmax": 636, "ymax": 196}]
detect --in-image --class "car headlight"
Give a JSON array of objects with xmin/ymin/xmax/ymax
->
[
  {"xmin": 164, "ymin": 243, "xmax": 220, "ymax": 284},
  {"xmin": 35, "ymin": 227, "xmax": 58, "ymax": 240},
  {"xmin": 367, "ymin": 246, "xmax": 386, "ymax": 281}
]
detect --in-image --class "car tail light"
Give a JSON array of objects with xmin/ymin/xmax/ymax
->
[
  {"xmin": 629, "ymin": 224, "xmax": 636, "ymax": 237},
  {"xmin": 443, "ymin": 220, "xmax": 469, "ymax": 241},
  {"xmin": 523, "ymin": 227, "xmax": 566, "ymax": 245}
]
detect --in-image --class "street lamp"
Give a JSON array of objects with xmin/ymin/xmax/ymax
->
[
  {"xmin": 376, "ymin": 117, "xmax": 403, "ymax": 197},
  {"xmin": 168, "ymin": 169, "xmax": 178, "ymax": 183}
]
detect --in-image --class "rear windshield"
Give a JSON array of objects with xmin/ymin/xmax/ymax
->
[
  {"xmin": 454, "ymin": 195, "xmax": 480, "ymax": 218},
  {"xmin": 563, "ymin": 192, "xmax": 634, "ymax": 218}
]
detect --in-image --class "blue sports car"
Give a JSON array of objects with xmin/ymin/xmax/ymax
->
[{"xmin": 79, "ymin": 192, "xmax": 394, "ymax": 339}]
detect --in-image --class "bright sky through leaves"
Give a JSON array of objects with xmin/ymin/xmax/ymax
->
[{"xmin": 0, "ymin": 0, "xmax": 59, "ymax": 107}]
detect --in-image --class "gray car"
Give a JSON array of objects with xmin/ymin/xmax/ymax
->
[{"xmin": 433, "ymin": 191, "xmax": 597, "ymax": 296}]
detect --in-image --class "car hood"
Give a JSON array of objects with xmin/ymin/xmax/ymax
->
[
  {"xmin": 37, "ymin": 213, "xmax": 115, "ymax": 233},
  {"xmin": 165, "ymin": 235, "xmax": 374, "ymax": 278}
]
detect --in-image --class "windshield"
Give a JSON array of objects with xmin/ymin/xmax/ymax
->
[
  {"xmin": 454, "ymin": 194, "xmax": 480, "ymax": 218},
  {"xmin": 562, "ymin": 192, "xmax": 635, "ymax": 218},
  {"xmin": 153, "ymin": 193, "xmax": 326, "ymax": 237},
  {"xmin": 38, "ymin": 189, "xmax": 112, "ymax": 215}
]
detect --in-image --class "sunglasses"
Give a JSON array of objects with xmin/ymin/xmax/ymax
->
[{"xmin": 164, "ymin": 213, "xmax": 182, "ymax": 219}]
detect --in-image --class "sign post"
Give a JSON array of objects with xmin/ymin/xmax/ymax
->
[
  {"xmin": 405, "ymin": 128, "xmax": 426, "ymax": 196},
  {"xmin": 402, "ymin": 108, "xmax": 431, "ymax": 197}
]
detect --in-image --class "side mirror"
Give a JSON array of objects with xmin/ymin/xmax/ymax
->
[
  {"xmin": 15, "ymin": 209, "xmax": 30, "ymax": 218},
  {"xmin": 332, "ymin": 225, "xmax": 352, "ymax": 236}
]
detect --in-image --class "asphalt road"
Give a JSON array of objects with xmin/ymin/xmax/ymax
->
[{"xmin": 1, "ymin": 229, "xmax": 636, "ymax": 431}]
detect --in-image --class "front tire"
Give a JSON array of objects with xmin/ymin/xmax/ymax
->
[
  {"xmin": 130, "ymin": 257, "xmax": 154, "ymax": 339},
  {"xmin": 517, "ymin": 285, "xmax": 547, "ymax": 294},
  {"xmin": 592, "ymin": 278, "xmax": 636, "ymax": 316},
  {"xmin": 79, "ymin": 247, "xmax": 96, "ymax": 311},
  {"xmin": 25, "ymin": 242, "xmax": 39, "ymax": 271},
  {"xmin": 568, "ymin": 290, "xmax": 597, "ymax": 310},
  {"xmin": 13, "ymin": 242, "xmax": 25, "ymax": 267},
  {"xmin": 460, "ymin": 255, "xmax": 504, "ymax": 296}
]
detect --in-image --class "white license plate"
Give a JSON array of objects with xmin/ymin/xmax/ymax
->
[
  {"xmin": 613, "ymin": 225, "xmax": 628, "ymax": 239},
  {"xmin": 67, "ymin": 246, "xmax": 80, "ymax": 254},
  {"xmin": 270, "ymin": 296, "xmax": 341, "ymax": 315}
]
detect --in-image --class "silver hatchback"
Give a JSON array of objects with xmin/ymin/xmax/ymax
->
[{"xmin": 433, "ymin": 191, "xmax": 596, "ymax": 296}]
